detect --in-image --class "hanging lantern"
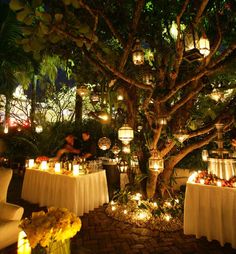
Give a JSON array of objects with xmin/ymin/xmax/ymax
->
[
  {"xmin": 158, "ymin": 117, "xmax": 168, "ymax": 125},
  {"xmin": 202, "ymin": 149, "xmax": 209, "ymax": 162},
  {"xmin": 143, "ymin": 69, "xmax": 154, "ymax": 86},
  {"xmin": 90, "ymin": 92, "xmax": 100, "ymax": 104},
  {"xmin": 199, "ymin": 33, "xmax": 210, "ymax": 57},
  {"xmin": 77, "ymin": 85, "xmax": 90, "ymax": 97},
  {"xmin": 118, "ymin": 124, "xmax": 134, "ymax": 145},
  {"xmin": 35, "ymin": 125, "xmax": 43, "ymax": 133},
  {"xmin": 132, "ymin": 39, "xmax": 144, "ymax": 65},
  {"xmin": 111, "ymin": 144, "xmax": 121, "ymax": 155},
  {"xmin": 118, "ymin": 159, "xmax": 129, "ymax": 173},
  {"xmin": 209, "ymin": 89, "xmax": 224, "ymax": 102},
  {"xmin": 137, "ymin": 125, "xmax": 143, "ymax": 132},
  {"xmin": 97, "ymin": 111, "xmax": 110, "ymax": 123},
  {"xmin": 98, "ymin": 137, "xmax": 111, "ymax": 150},
  {"xmin": 174, "ymin": 128, "xmax": 189, "ymax": 143},
  {"xmin": 148, "ymin": 150, "xmax": 164, "ymax": 172},
  {"xmin": 122, "ymin": 144, "xmax": 131, "ymax": 154}
]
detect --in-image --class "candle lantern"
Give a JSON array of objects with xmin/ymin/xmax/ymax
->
[
  {"xmin": 111, "ymin": 144, "xmax": 121, "ymax": 155},
  {"xmin": 77, "ymin": 85, "xmax": 90, "ymax": 97},
  {"xmin": 143, "ymin": 68, "xmax": 154, "ymax": 86},
  {"xmin": 122, "ymin": 144, "xmax": 131, "ymax": 154},
  {"xmin": 202, "ymin": 149, "xmax": 209, "ymax": 162},
  {"xmin": 90, "ymin": 92, "xmax": 100, "ymax": 104},
  {"xmin": 118, "ymin": 159, "xmax": 129, "ymax": 173},
  {"xmin": 174, "ymin": 128, "xmax": 189, "ymax": 143},
  {"xmin": 40, "ymin": 161, "xmax": 48, "ymax": 170},
  {"xmin": 73, "ymin": 164, "xmax": 80, "ymax": 176},
  {"xmin": 199, "ymin": 33, "xmax": 210, "ymax": 57},
  {"xmin": 17, "ymin": 231, "xmax": 31, "ymax": 254},
  {"xmin": 118, "ymin": 124, "xmax": 134, "ymax": 145},
  {"xmin": 132, "ymin": 39, "xmax": 144, "ymax": 65},
  {"xmin": 98, "ymin": 137, "xmax": 111, "ymax": 150},
  {"xmin": 28, "ymin": 159, "xmax": 34, "ymax": 169},
  {"xmin": 149, "ymin": 150, "xmax": 164, "ymax": 173},
  {"xmin": 54, "ymin": 162, "xmax": 61, "ymax": 173},
  {"xmin": 157, "ymin": 117, "xmax": 168, "ymax": 125},
  {"xmin": 35, "ymin": 125, "xmax": 43, "ymax": 133}
]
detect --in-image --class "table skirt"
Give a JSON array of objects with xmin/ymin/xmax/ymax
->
[
  {"xmin": 21, "ymin": 169, "xmax": 109, "ymax": 216},
  {"xmin": 184, "ymin": 182, "xmax": 236, "ymax": 248}
]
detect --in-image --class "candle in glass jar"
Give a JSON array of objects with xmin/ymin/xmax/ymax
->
[
  {"xmin": 216, "ymin": 180, "xmax": 222, "ymax": 187},
  {"xmin": 73, "ymin": 164, "xmax": 80, "ymax": 176},
  {"xmin": 17, "ymin": 231, "xmax": 31, "ymax": 254},
  {"xmin": 200, "ymin": 179, "xmax": 205, "ymax": 184},
  {"xmin": 28, "ymin": 159, "xmax": 34, "ymax": 169},
  {"xmin": 54, "ymin": 163, "xmax": 61, "ymax": 173},
  {"xmin": 41, "ymin": 161, "xmax": 48, "ymax": 170}
]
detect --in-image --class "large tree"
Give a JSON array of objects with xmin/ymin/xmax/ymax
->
[{"xmin": 9, "ymin": 0, "xmax": 236, "ymax": 196}]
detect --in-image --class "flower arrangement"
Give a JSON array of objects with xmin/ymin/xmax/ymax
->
[{"xmin": 19, "ymin": 207, "xmax": 81, "ymax": 251}]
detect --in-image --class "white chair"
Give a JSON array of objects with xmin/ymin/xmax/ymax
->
[{"xmin": 0, "ymin": 169, "xmax": 24, "ymax": 250}]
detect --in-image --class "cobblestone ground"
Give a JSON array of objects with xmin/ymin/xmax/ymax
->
[
  {"xmin": 2, "ymin": 174, "xmax": 236, "ymax": 254},
  {"xmin": 71, "ymin": 206, "xmax": 236, "ymax": 254}
]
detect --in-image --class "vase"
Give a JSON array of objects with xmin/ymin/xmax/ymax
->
[{"xmin": 32, "ymin": 239, "xmax": 70, "ymax": 254}]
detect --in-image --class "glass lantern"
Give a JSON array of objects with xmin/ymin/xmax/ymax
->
[
  {"xmin": 174, "ymin": 128, "xmax": 189, "ymax": 143},
  {"xmin": 118, "ymin": 124, "xmax": 134, "ymax": 145},
  {"xmin": 90, "ymin": 92, "xmax": 100, "ymax": 104},
  {"xmin": 98, "ymin": 137, "xmax": 111, "ymax": 150},
  {"xmin": 111, "ymin": 144, "xmax": 121, "ymax": 155},
  {"xmin": 132, "ymin": 39, "xmax": 144, "ymax": 65},
  {"xmin": 157, "ymin": 117, "xmax": 168, "ymax": 125},
  {"xmin": 118, "ymin": 159, "xmax": 129, "ymax": 173},
  {"xmin": 202, "ymin": 149, "xmax": 209, "ymax": 162},
  {"xmin": 199, "ymin": 34, "xmax": 210, "ymax": 57},
  {"xmin": 143, "ymin": 69, "xmax": 154, "ymax": 86},
  {"xmin": 149, "ymin": 150, "xmax": 164, "ymax": 172},
  {"xmin": 35, "ymin": 125, "xmax": 43, "ymax": 133},
  {"xmin": 122, "ymin": 144, "xmax": 131, "ymax": 154},
  {"xmin": 77, "ymin": 85, "xmax": 90, "ymax": 97}
]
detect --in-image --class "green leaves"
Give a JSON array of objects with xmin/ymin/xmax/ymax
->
[{"xmin": 9, "ymin": 0, "xmax": 25, "ymax": 11}]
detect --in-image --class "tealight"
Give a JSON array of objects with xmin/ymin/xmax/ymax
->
[
  {"xmin": 123, "ymin": 209, "xmax": 127, "ymax": 214},
  {"xmin": 54, "ymin": 163, "xmax": 61, "ymax": 173},
  {"xmin": 73, "ymin": 165, "xmax": 80, "ymax": 176},
  {"xmin": 200, "ymin": 179, "xmax": 205, "ymax": 185},
  {"xmin": 216, "ymin": 181, "xmax": 222, "ymax": 187},
  {"xmin": 28, "ymin": 159, "xmax": 34, "ymax": 169},
  {"xmin": 41, "ymin": 161, "xmax": 48, "ymax": 170}
]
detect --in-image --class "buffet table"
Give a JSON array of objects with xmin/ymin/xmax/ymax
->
[
  {"xmin": 21, "ymin": 168, "xmax": 109, "ymax": 216},
  {"xmin": 184, "ymin": 182, "xmax": 236, "ymax": 248}
]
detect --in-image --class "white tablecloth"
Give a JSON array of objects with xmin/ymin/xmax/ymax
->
[
  {"xmin": 184, "ymin": 182, "xmax": 236, "ymax": 248},
  {"xmin": 21, "ymin": 169, "xmax": 109, "ymax": 216}
]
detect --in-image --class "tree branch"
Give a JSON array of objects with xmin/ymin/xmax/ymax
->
[{"xmin": 193, "ymin": 0, "xmax": 209, "ymax": 26}]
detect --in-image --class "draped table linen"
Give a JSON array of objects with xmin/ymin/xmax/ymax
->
[
  {"xmin": 184, "ymin": 182, "xmax": 236, "ymax": 248},
  {"xmin": 21, "ymin": 169, "xmax": 109, "ymax": 216}
]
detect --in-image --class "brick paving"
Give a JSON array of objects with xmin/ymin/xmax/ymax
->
[{"xmin": 2, "ymin": 174, "xmax": 236, "ymax": 254}]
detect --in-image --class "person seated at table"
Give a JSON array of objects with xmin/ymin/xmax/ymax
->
[
  {"xmin": 55, "ymin": 134, "xmax": 81, "ymax": 161},
  {"xmin": 80, "ymin": 131, "xmax": 97, "ymax": 160}
]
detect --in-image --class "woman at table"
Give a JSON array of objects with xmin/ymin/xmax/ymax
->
[
  {"xmin": 80, "ymin": 131, "xmax": 97, "ymax": 160},
  {"xmin": 55, "ymin": 134, "xmax": 81, "ymax": 161}
]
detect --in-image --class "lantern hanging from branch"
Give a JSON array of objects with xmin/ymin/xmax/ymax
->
[
  {"xmin": 202, "ymin": 149, "xmax": 209, "ymax": 162},
  {"xmin": 111, "ymin": 144, "xmax": 121, "ymax": 155},
  {"xmin": 143, "ymin": 68, "xmax": 154, "ymax": 86},
  {"xmin": 122, "ymin": 144, "xmax": 131, "ymax": 154},
  {"xmin": 118, "ymin": 124, "xmax": 134, "ymax": 145},
  {"xmin": 77, "ymin": 85, "xmax": 90, "ymax": 97},
  {"xmin": 90, "ymin": 92, "xmax": 100, "ymax": 104},
  {"xmin": 199, "ymin": 33, "xmax": 210, "ymax": 57},
  {"xmin": 148, "ymin": 150, "xmax": 164, "ymax": 173},
  {"xmin": 98, "ymin": 137, "xmax": 111, "ymax": 150},
  {"xmin": 132, "ymin": 39, "xmax": 144, "ymax": 65},
  {"xmin": 174, "ymin": 128, "xmax": 189, "ymax": 143}
]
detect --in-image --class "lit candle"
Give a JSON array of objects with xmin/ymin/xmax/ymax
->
[
  {"xmin": 200, "ymin": 179, "xmax": 205, "ymax": 185},
  {"xmin": 111, "ymin": 206, "xmax": 116, "ymax": 211},
  {"xmin": 73, "ymin": 165, "xmax": 80, "ymax": 176},
  {"xmin": 54, "ymin": 163, "xmax": 61, "ymax": 173},
  {"xmin": 154, "ymin": 163, "xmax": 159, "ymax": 171},
  {"xmin": 41, "ymin": 161, "xmax": 48, "ymax": 170},
  {"xmin": 153, "ymin": 202, "xmax": 158, "ymax": 207},
  {"xmin": 123, "ymin": 209, "xmax": 127, "ymax": 214},
  {"xmin": 17, "ymin": 231, "xmax": 31, "ymax": 254},
  {"xmin": 28, "ymin": 159, "xmax": 34, "ymax": 169},
  {"xmin": 216, "ymin": 180, "xmax": 222, "ymax": 187}
]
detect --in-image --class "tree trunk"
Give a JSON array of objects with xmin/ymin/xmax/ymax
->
[
  {"xmin": 30, "ymin": 75, "xmax": 37, "ymax": 130},
  {"xmin": 4, "ymin": 95, "xmax": 11, "ymax": 130},
  {"xmin": 146, "ymin": 170, "xmax": 159, "ymax": 199}
]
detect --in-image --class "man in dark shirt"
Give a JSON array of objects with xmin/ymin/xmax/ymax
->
[{"xmin": 80, "ymin": 131, "xmax": 97, "ymax": 160}]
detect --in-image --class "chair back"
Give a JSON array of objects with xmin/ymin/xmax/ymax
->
[{"xmin": 0, "ymin": 169, "xmax": 13, "ymax": 202}]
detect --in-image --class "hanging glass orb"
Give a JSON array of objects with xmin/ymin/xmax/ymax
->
[
  {"xmin": 132, "ymin": 39, "xmax": 144, "ymax": 65},
  {"xmin": 199, "ymin": 34, "xmax": 210, "ymax": 57},
  {"xmin": 77, "ymin": 85, "xmax": 90, "ymax": 97},
  {"xmin": 122, "ymin": 144, "xmax": 131, "ymax": 154},
  {"xmin": 148, "ymin": 150, "xmax": 164, "ymax": 172},
  {"xmin": 118, "ymin": 124, "xmax": 134, "ymax": 145},
  {"xmin": 174, "ymin": 128, "xmax": 189, "ymax": 143},
  {"xmin": 98, "ymin": 137, "xmax": 111, "ymax": 150},
  {"xmin": 118, "ymin": 159, "xmax": 129, "ymax": 173},
  {"xmin": 111, "ymin": 144, "xmax": 121, "ymax": 155},
  {"xmin": 35, "ymin": 125, "xmax": 43, "ymax": 133}
]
